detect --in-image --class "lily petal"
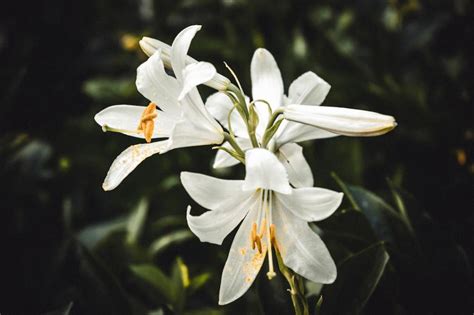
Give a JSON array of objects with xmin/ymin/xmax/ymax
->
[
  {"xmin": 94, "ymin": 105, "xmax": 177, "ymax": 138},
  {"xmin": 275, "ymin": 121, "xmax": 338, "ymax": 146},
  {"xmin": 288, "ymin": 71, "xmax": 331, "ymax": 106},
  {"xmin": 186, "ymin": 191, "xmax": 257, "ymax": 245},
  {"xmin": 179, "ymin": 62, "xmax": 217, "ymax": 100},
  {"xmin": 251, "ymin": 48, "xmax": 284, "ymax": 110},
  {"xmin": 213, "ymin": 137, "xmax": 252, "ymax": 168},
  {"xmin": 139, "ymin": 36, "xmax": 230, "ymax": 91},
  {"xmin": 277, "ymin": 143, "xmax": 313, "ymax": 188},
  {"xmin": 273, "ymin": 200, "xmax": 337, "ymax": 283},
  {"xmin": 166, "ymin": 117, "xmax": 223, "ymax": 152},
  {"xmin": 171, "ymin": 25, "xmax": 201, "ymax": 81},
  {"xmin": 219, "ymin": 206, "xmax": 266, "ymax": 305},
  {"xmin": 276, "ymin": 187, "xmax": 343, "ymax": 222},
  {"xmin": 136, "ymin": 50, "xmax": 182, "ymax": 118},
  {"xmin": 284, "ymin": 105, "xmax": 397, "ymax": 136},
  {"xmin": 242, "ymin": 148, "xmax": 291, "ymax": 194},
  {"xmin": 180, "ymin": 172, "xmax": 249, "ymax": 210},
  {"xmin": 206, "ymin": 92, "xmax": 248, "ymax": 138},
  {"xmin": 102, "ymin": 141, "xmax": 169, "ymax": 191}
]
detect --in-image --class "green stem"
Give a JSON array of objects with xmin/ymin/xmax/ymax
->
[
  {"xmin": 223, "ymin": 132, "xmax": 245, "ymax": 157},
  {"xmin": 261, "ymin": 109, "xmax": 284, "ymax": 148},
  {"xmin": 227, "ymin": 84, "xmax": 260, "ymax": 148},
  {"xmin": 274, "ymin": 246, "xmax": 309, "ymax": 315}
]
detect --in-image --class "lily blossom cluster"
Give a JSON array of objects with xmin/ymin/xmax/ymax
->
[{"xmin": 94, "ymin": 25, "xmax": 397, "ymax": 305}]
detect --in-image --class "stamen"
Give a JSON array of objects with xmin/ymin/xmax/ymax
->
[
  {"xmin": 250, "ymin": 222, "xmax": 257, "ymax": 250},
  {"xmin": 137, "ymin": 102, "xmax": 157, "ymax": 143},
  {"xmin": 269, "ymin": 224, "xmax": 276, "ymax": 243}
]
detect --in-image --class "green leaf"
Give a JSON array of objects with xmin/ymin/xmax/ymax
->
[
  {"xmin": 332, "ymin": 174, "xmax": 418, "ymax": 254},
  {"xmin": 50, "ymin": 239, "xmax": 133, "ymax": 315},
  {"xmin": 320, "ymin": 242, "xmax": 390, "ymax": 315},
  {"xmin": 317, "ymin": 208, "xmax": 377, "ymax": 250},
  {"xmin": 149, "ymin": 229, "xmax": 194, "ymax": 255},
  {"xmin": 130, "ymin": 264, "xmax": 174, "ymax": 303},
  {"xmin": 126, "ymin": 198, "xmax": 148, "ymax": 245},
  {"xmin": 184, "ymin": 308, "xmax": 225, "ymax": 315},
  {"xmin": 188, "ymin": 272, "xmax": 212, "ymax": 294},
  {"xmin": 42, "ymin": 302, "xmax": 73, "ymax": 315},
  {"xmin": 171, "ymin": 258, "xmax": 188, "ymax": 313}
]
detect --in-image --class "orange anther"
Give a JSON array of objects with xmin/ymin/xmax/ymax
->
[{"xmin": 137, "ymin": 102, "xmax": 157, "ymax": 143}]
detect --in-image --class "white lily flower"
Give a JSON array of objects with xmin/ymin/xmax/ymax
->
[
  {"xmin": 208, "ymin": 48, "xmax": 396, "ymax": 185},
  {"xmin": 139, "ymin": 33, "xmax": 231, "ymax": 91},
  {"xmin": 95, "ymin": 25, "xmax": 224, "ymax": 191},
  {"xmin": 207, "ymin": 49, "xmax": 337, "ymax": 187},
  {"xmin": 181, "ymin": 148, "xmax": 342, "ymax": 305}
]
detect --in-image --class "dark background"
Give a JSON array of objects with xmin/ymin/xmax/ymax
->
[{"xmin": 1, "ymin": 0, "xmax": 472, "ymax": 314}]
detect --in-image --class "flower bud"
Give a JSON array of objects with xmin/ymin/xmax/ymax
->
[{"xmin": 283, "ymin": 104, "xmax": 397, "ymax": 136}]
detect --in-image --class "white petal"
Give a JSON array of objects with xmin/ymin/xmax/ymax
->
[
  {"xmin": 180, "ymin": 172, "xmax": 248, "ymax": 210},
  {"xmin": 275, "ymin": 187, "xmax": 343, "ymax": 222},
  {"xmin": 251, "ymin": 48, "xmax": 284, "ymax": 110},
  {"xmin": 140, "ymin": 36, "xmax": 231, "ymax": 91},
  {"xmin": 179, "ymin": 62, "xmax": 217, "ymax": 100},
  {"xmin": 166, "ymin": 117, "xmax": 223, "ymax": 151},
  {"xmin": 273, "ymin": 200, "xmax": 337, "ymax": 283},
  {"xmin": 219, "ymin": 206, "xmax": 266, "ymax": 305},
  {"xmin": 277, "ymin": 143, "xmax": 313, "ymax": 188},
  {"xmin": 288, "ymin": 71, "xmax": 331, "ymax": 105},
  {"xmin": 171, "ymin": 25, "xmax": 201, "ymax": 81},
  {"xmin": 206, "ymin": 92, "xmax": 248, "ymax": 138},
  {"xmin": 186, "ymin": 192, "xmax": 258, "ymax": 245},
  {"xmin": 94, "ymin": 105, "xmax": 177, "ymax": 139},
  {"xmin": 242, "ymin": 148, "xmax": 291, "ymax": 194},
  {"xmin": 213, "ymin": 137, "xmax": 252, "ymax": 168},
  {"xmin": 102, "ymin": 141, "xmax": 169, "ymax": 191},
  {"xmin": 284, "ymin": 105, "xmax": 397, "ymax": 136},
  {"xmin": 275, "ymin": 120, "xmax": 338, "ymax": 145},
  {"xmin": 136, "ymin": 51, "xmax": 182, "ymax": 118}
]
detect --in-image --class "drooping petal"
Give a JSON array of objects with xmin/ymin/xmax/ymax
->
[
  {"xmin": 102, "ymin": 141, "xmax": 169, "ymax": 191},
  {"xmin": 206, "ymin": 92, "xmax": 248, "ymax": 138},
  {"xmin": 139, "ymin": 36, "xmax": 231, "ymax": 91},
  {"xmin": 179, "ymin": 62, "xmax": 217, "ymax": 100},
  {"xmin": 186, "ymin": 192, "xmax": 258, "ymax": 245},
  {"xmin": 277, "ymin": 143, "xmax": 313, "ymax": 188},
  {"xmin": 219, "ymin": 206, "xmax": 266, "ymax": 305},
  {"xmin": 273, "ymin": 200, "xmax": 337, "ymax": 283},
  {"xmin": 213, "ymin": 137, "xmax": 252, "ymax": 168},
  {"xmin": 171, "ymin": 25, "xmax": 201, "ymax": 81},
  {"xmin": 288, "ymin": 71, "xmax": 331, "ymax": 106},
  {"xmin": 136, "ymin": 51, "xmax": 182, "ymax": 118},
  {"xmin": 242, "ymin": 148, "xmax": 291, "ymax": 194},
  {"xmin": 251, "ymin": 48, "xmax": 284, "ymax": 111},
  {"xmin": 275, "ymin": 187, "xmax": 343, "ymax": 222},
  {"xmin": 180, "ymin": 172, "xmax": 249, "ymax": 210},
  {"xmin": 284, "ymin": 105, "xmax": 397, "ymax": 136},
  {"xmin": 275, "ymin": 121, "xmax": 338, "ymax": 146}
]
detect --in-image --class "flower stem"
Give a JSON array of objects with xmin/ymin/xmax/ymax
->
[
  {"xmin": 274, "ymin": 246, "xmax": 309, "ymax": 315},
  {"xmin": 223, "ymin": 132, "xmax": 245, "ymax": 157},
  {"xmin": 227, "ymin": 84, "xmax": 260, "ymax": 148}
]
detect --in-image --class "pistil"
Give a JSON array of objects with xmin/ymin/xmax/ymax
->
[{"xmin": 264, "ymin": 190, "xmax": 276, "ymax": 280}]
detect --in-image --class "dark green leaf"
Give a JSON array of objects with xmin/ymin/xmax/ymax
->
[{"xmin": 320, "ymin": 243, "xmax": 390, "ymax": 315}]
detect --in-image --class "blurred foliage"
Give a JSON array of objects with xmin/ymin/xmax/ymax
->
[{"xmin": 0, "ymin": 0, "xmax": 473, "ymax": 314}]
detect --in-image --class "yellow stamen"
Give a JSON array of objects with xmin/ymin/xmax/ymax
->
[
  {"xmin": 137, "ymin": 102, "xmax": 157, "ymax": 143},
  {"xmin": 250, "ymin": 222, "xmax": 257, "ymax": 250}
]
